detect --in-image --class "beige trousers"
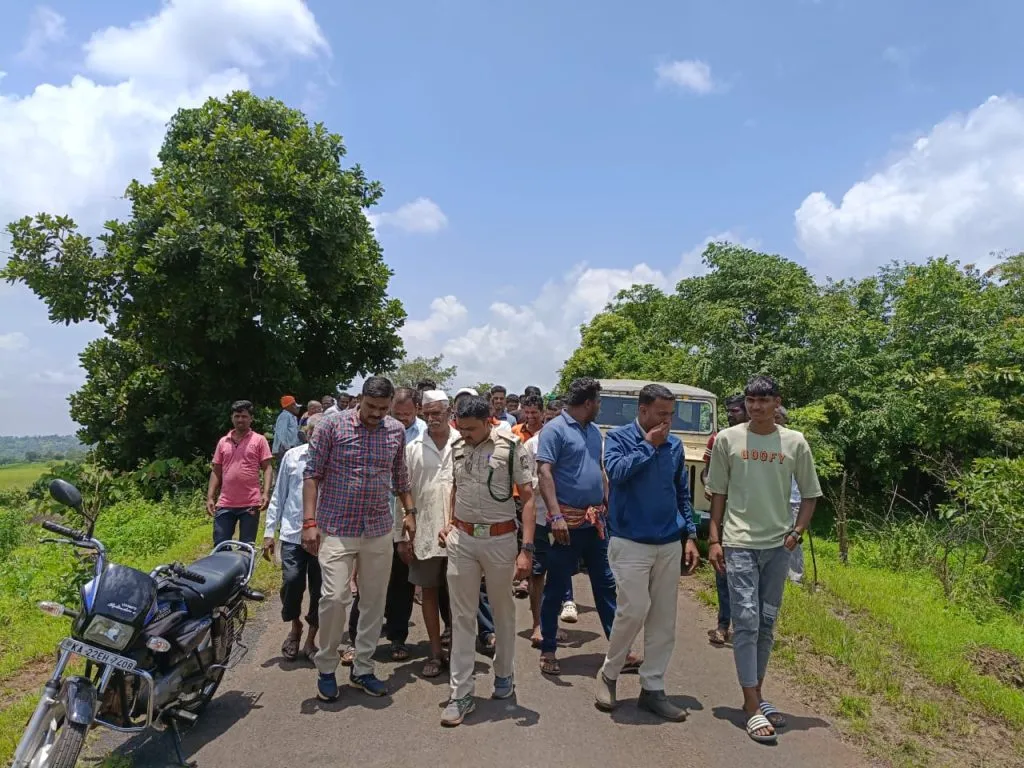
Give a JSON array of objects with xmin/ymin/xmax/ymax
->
[
  {"xmin": 445, "ymin": 528, "xmax": 518, "ymax": 700},
  {"xmin": 314, "ymin": 532, "xmax": 392, "ymax": 677},
  {"xmin": 599, "ymin": 537, "xmax": 682, "ymax": 691}
]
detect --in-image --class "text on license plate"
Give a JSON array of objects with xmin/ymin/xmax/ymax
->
[{"xmin": 60, "ymin": 638, "xmax": 137, "ymax": 672}]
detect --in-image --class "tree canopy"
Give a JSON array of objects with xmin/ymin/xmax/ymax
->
[
  {"xmin": 561, "ymin": 243, "xmax": 1024, "ymax": 491},
  {"xmin": 384, "ymin": 354, "xmax": 458, "ymax": 391},
  {"xmin": 2, "ymin": 92, "xmax": 405, "ymax": 469}
]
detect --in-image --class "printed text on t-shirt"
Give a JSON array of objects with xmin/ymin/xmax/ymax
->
[{"xmin": 740, "ymin": 449, "xmax": 786, "ymax": 463}]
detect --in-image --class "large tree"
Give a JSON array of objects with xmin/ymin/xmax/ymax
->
[
  {"xmin": 3, "ymin": 92, "xmax": 405, "ymax": 469},
  {"xmin": 384, "ymin": 354, "xmax": 458, "ymax": 391}
]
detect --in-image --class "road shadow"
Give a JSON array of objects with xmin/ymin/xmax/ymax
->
[
  {"xmin": 462, "ymin": 693, "xmax": 541, "ymax": 728},
  {"xmin": 712, "ymin": 705, "xmax": 833, "ymax": 733},
  {"xmin": 97, "ymin": 690, "xmax": 264, "ymax": 767},
  {"xmin": 387, "ymin": 657, "xmax": 492, "ymax": 694},
  {"xmin": 534, "ymin": 652, "xmax": 606, "ymax": 688},
  {"xmin": 515, "ymin": 627, "xmax": 599, "ymax": 649},
  {"xmin": 261, "ymin": 654, "xmax": 317, "ymax": 671},
  {"xmin": 609, "ymin": 694, "xmax": 703, "ymax": 725}
]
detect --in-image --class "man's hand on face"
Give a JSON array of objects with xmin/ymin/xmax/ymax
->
[{"xmin": 645, "ymin": 420, "xmax": 670, "ymax": 447}]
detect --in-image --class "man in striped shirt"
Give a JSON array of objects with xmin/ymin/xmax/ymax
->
[{"xmin": 302, "ymin": 376, "xmax": 418, "ymax": 703}]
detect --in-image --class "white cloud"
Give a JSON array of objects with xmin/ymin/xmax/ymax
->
[
  {"xmin": 0, "ymin": 0, "xmax": 329, "ymax": 434},
  {"xmin": 18, "ymin": 6, "xmax": 67, "ymax": 62},
  {"xmin": 402, "ymin": 232, "xmax": 751, "ymax": 392},
  {"xmin": 0, "ymin": 332, "xmax": 29, "ymax": 352},
  {"xmin": 369, "ymin": 198, "xmax": 448, "ymax": 234},
  {"xmin": 655, "ymin": 59, "xmax": 717, "ymax": 95},
  {"xmin": 402, "ymin": 295, "xmax": 468, "ymax": 346},
  {"xmin": 84, "ymin": 0, "xmax": 327, "ymax": 87},
  {"xmin": 795, "ymin": 95, "xmax": 1024, "ymax": 275}
]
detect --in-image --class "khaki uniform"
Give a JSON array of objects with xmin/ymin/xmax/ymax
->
[{"xmin": 446, "ymin": 427, "xmax": 532, "ymax": 700}]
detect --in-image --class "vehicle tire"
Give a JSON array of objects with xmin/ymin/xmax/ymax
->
[{"xmin": 47, "ymin": 721, "xmax": 87, "ymax": 768}]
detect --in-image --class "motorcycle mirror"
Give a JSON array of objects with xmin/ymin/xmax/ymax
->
[{"xmin": 48, "ymin": 479, "xmax": 83, "ymax": 511}]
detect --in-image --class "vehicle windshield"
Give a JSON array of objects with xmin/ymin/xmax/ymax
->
[{"xmin": 597, "ymin": 394, "xmax": 714, "ymax": 434}]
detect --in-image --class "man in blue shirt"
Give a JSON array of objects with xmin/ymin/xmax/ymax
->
[
  {"xmin": 595, "ymin": 383, "xmax": 701, "ymax": 719},
  {"xmin": 535, "ymin": 377, "xmax": 625, "ymax": 676}
]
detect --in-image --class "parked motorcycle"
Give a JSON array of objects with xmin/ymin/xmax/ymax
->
[{"xmin": 12, "ymin": 479, "xmax": 265, "ymax": 768}]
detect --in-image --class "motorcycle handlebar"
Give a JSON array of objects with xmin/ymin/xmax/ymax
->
[{"xmin": 42, "ymin": 520, "xmax": 85, "ymax": 540}]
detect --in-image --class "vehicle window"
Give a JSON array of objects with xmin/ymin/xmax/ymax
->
[{"xmin": 596, "ymin": 394, "xmax": 713, "ymax": 434}]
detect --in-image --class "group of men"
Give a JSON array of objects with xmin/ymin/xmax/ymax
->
[{"xmin": 210, "ymin": 372, "xmax": 822, "ymax": 745}]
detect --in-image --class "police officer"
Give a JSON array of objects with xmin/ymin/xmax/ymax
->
[{"xmin": 438, "ymin": 395, "xmax": 536, "ymax": 727}]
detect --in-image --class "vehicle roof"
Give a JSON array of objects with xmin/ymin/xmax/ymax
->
[{"xmin": 597, "ymin": 379, "xmax": 717, "ymax": 400}]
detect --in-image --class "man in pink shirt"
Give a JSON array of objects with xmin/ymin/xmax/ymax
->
[{"xmin": 206, "ymin": 400, "xmax": 274, "ymax": 545}]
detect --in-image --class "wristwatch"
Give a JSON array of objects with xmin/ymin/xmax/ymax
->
[
  {"xmin": 521, "ymin": 542, "xmax": 536, "ymax": 554},
  {"xmin": 786, "ymin": 528, "xmax": 803, "ymax": 543},
  {"xmin": 405, "ymin": 507, "xmax": 418, "ymax": 517}
]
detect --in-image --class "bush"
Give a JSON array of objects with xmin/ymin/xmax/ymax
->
[{"xmin": 0, "ymin": 508, "xmax": 27, "ymax": 563}]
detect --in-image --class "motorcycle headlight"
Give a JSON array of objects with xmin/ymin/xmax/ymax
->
[{"xmin": 83, "ymin": 616, "xmax": 134, "ymax": 651}]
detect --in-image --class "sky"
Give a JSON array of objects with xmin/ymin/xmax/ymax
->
[{"xmin": 3, "ymin": 0, "xmax": 1024, "ymax": 435}]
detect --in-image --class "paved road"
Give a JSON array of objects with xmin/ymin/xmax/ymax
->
[{"xmin": 109, "ymin": 574, "xmax": 871, "ymax": 768}]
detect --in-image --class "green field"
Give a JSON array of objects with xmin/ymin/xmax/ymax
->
[{"xmin": 0, "ymin": 463, "xmax": 50, "ymax": 490}]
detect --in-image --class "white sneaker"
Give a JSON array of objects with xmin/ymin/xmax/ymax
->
[{"xmin": 560, "ymin": 601, "xmax": 578, "ymax": 623}]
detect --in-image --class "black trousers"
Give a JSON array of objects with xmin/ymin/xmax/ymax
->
[
  {"xmin": 280, "ymin": 541, "xmax": 322, "ymax": 626},
  {"xmin": 348, "ymin": 547, "xmax": 453, "ymax": 643}
]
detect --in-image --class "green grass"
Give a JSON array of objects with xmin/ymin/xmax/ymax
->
[
  {"xmin": 0, "ymin": 462, "xmax": 50, "ymax": 490},
  {"xmin": 809, "ymin": 539, "xmax": 1024, "ymax": 728},
  {"xmin": 0, "ymin": 493, "xmax": 281, "ymax": 767}
]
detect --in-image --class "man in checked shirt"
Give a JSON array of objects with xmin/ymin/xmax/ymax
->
[{"xmin": 302, "ymin": 376, "xmax": 418, "ymax": 703}]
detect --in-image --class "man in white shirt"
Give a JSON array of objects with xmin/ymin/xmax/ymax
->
[
  {"xmin": 263, "ymin": 442, "xmax": 320, "ymax": 661},
  {"xmin": 395, "ymin": 389, "xmax": 459, "ymax": 678}
]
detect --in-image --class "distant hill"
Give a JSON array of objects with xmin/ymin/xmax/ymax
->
[{"xmin": 0, "ymin": 435, "xmax": 88, "ymax": 465}]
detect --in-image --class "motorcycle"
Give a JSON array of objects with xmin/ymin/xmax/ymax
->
[{"xmin": 12, "ymin": 479, "xmax": 265, "ymax": 768}]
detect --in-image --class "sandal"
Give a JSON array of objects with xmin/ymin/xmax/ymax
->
[
  {"xmin": 746, "ymin": 713, "xmax": 777, "ymax": 744},
  {"xmin": 622, "ymin": 652, "xmax": 643, "ymax": 672},
  {"xmin": 390, "ymin": 643, "xmax": 410, "ymax": 662},
  {"xmin": 422, "ymin": 656, "xmax": 447, "ymax": 678},
  {"xmin": 759, "ymin": 701, "xmax": 787, "ymax": 729},
  {"xmin": 301, "ymin": 645, "xmax": 318, "ymax": 662},
  {"xmin": 340, "ymin": 646, "xmax": 355, "ymax": 667},
  {"xmin": 539, "ymin": 654, "xmax": 561, "ymax": 676},
  {"xmin": 708, "ymin": 627, "xmax": 730, "ymax": 646},
  {"xmin": 281, "ymin": 633, "xmax": 300, "ymax": 661}
]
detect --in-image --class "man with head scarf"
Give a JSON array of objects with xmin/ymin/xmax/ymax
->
[
  {"xmin": 396, "ymin": 390, "xmax": 458, "ymax": 677},
  {"xmin": 274, "ymin": 395, "xmax": 302, "ymax": 459}
]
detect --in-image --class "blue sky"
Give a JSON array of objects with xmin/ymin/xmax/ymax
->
[{"xmin": 3, "ymin": 0, "xmax": 1024, "ymax": 435}]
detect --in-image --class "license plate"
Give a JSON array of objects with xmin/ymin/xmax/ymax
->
[{"xmin": 60, "ymin": 638, "xmax": 137, "ymax": 672}]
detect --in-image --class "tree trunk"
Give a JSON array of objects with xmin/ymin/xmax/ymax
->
[{"xmin": 837, "ymin": 469, "xmax": 849, "ymax": 565}]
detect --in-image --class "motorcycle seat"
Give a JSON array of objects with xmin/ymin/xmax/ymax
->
[{"xmin": 181, "ymin": 552, "xmax": 250, "ymax": 615}]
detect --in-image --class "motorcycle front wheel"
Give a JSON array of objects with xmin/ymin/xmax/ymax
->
[{"xmin": 25, "ymin": 704, "xmax": 87, "ymax": 768}]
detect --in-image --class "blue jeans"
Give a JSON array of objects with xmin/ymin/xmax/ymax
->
[
  {"xmin": 213, "ymin": 506, "xmax": 259, "ymax": 545},
  {"xmin": 540, "ymin": 526, "xmax": 616, "ymax": 653},
  {"xmin": 715, "ymin": 569, "xmax": 731, "ymax": 630},
  {"xmin": 532, "ymin": 525, "xmax": 577, "ymax": 602},
  {"xmin": 725, "ymin": 546, "xmax": 789, "ymax": 688}
]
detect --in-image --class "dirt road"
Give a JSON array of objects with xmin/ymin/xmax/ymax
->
[{"xmin": 106, "ymin": 575, "xmax": 872, "ymax": 768}]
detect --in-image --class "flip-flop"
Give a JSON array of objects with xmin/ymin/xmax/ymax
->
[
  {"xmin": 281, "ymin": 634, "xmax": 300, "ymax": 661},
  {"xmin": 422, "ymin": 657, "xmax": 446, "ymax": 678},
  {"xmin": 708, "ymin": 628, "xmax": 729, "ymax": 646},
  {"xmin": 622, "ymin": 653, "xmax": 643, "ymax": 672},
  {"xmin": 746, "ymin": 713, "xmax": 778, "ymax": 744},
  {"xmin": 539, "ymin": 655, "xmax": 560, "ymax": 676},
  {"xmin": 300, "ymin": 645, "xmax": 318, "ymax": 662},
  {"xmin": 759, "ymin": 701, "xmax": 787, "ymax": 729},
  {"xmin": 390, "ymin": 643, "xmax": 410, "ymax": 661}
]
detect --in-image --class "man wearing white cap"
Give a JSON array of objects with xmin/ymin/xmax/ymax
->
[{"xmin": 395, "ymin": 389, "xmax": 458, "ymax": 677}]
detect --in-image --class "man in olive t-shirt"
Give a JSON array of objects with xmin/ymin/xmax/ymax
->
[{"xmin": 706, "ymin": 374, "xmax": 822, "ymax": 745}]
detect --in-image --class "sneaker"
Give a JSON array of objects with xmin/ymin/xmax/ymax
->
[
  {"xmin": 637, "ymin": 689, "xmax": 687, "ymax": 722},
  {"xmin": 316, "ymin": 672, "xmax": 339, "ymax": 702},
  {"xmin": 350, "ymin": 672, "xmax": 388, "ymax": 697},
  {"xmin": 440, "ymin": 695, "xmax": 476, "ymax": 727},
  {"xmin": 560, "ymin": 601, "xmax": 579, "ymax": 624},
  {"xmin": 492, "ymin": 675, "xmax": 515, "ymax": 700},
  {"xmin": 594, "ymin": 671, "xmax": 617, "ymax": 712}
]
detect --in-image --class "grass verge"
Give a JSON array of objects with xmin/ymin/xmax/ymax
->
[
  {"xmin": 691, "ymin": 540, "xmax": 1024, "ymax": 767},
  {"xmin": 0, "ymin": 462, "xmax": 50, "ymax": 491},
  {"xmin": 0, "ymin": 502, "xmax": 280, "ymax": 766}
]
